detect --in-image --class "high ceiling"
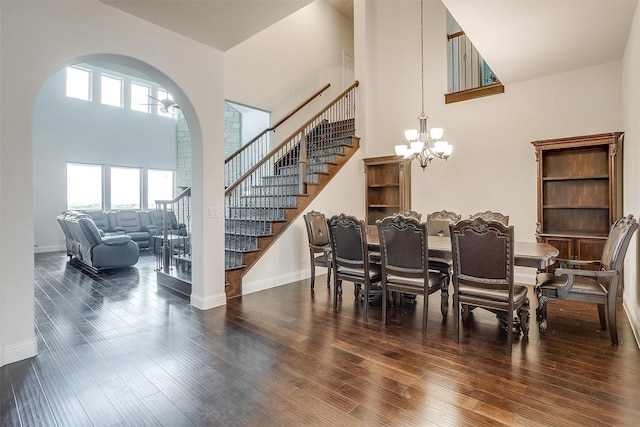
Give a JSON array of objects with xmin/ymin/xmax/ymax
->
[
  {"xmin": 101, "ymin": 0, "xmax": 638, "ymax": 84},
  {"xmin": 100, "ymin": 0, "xmax": 315, "ymax": 52},
  {"xmin": 443, "ymin": 0, "xmax": 638, "ymax": 84}
]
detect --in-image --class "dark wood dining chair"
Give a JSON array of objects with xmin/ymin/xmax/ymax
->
[
  {"xmin": 303, "ymin": 210, "xmax": 332, "ymax": 291},
  {"xmin": 450, "ymin": 217, "xmax": 529, "ymax": 355},
  {"xmin": 377, "ymin": 215, "xmax": 448, "ymax": 333},
  {"xmin": 535, "ymin": 214, "xmax": 638, "ymax": 346},
  {"xmin": 426, "ymin": 210, "xmax": 462, "ymax": 315},
  {"xmin": 426, "ymin": 210, "xmax": 461, "ymax": 237},
  {"xmin": 469, "ymin": 210, "xmax": 509, "ymax": 226},
  {"xmin": 326, "ymin": 213, "xmax": 382, "ymax": 317},
  {"xmin": 395, "ymin": 210, "xmax": 422, "ymax": 221}
]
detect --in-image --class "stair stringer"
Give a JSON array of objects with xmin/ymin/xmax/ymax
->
[{"xmin": 224, "ymin": 136, "xmax": 360, "ymax": 298}]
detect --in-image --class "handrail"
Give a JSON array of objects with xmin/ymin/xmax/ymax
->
[
  {"xmin": 225, "ymin": 80, "xmax": 359, "ymax": 196},
  {"xmin": 225, "ymin": 83, "xmax": 331, "ymax": 163},
  {"xmin": 155, "ymin": 186, "xmax": 191, "ymax": 205}
]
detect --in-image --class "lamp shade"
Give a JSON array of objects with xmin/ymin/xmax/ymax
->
[
  {"xmin": 430, "ymin": 127, "xmax": 444, "ymax": 140},
  {"xmin": 404, "ymin": 129, "xmax": 419, "ymax": 142}
]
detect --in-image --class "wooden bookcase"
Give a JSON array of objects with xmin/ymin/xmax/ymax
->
[
  {"xmin": 531, "ymin": 132, "xmax": 623, "ymax": 267},
  {"xmin": 363, "ymin": 155, "xmax": 411, "ymax": 225}
]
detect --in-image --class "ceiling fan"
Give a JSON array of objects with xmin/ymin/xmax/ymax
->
[{"xmin": 144, "ymin": 95, "xmax": 180, "ymax": 114}]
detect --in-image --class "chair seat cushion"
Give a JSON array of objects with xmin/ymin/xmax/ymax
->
[
  {"xmin": 459, "ymin": 283, "xmax": 528, "ymax": 304},
  {"xmin": 536, "ymin": 272, "xmax": 607, "ymax": 296},
  {"xmin": 337, "ymin": 264, "xmax": 382, "ymax": 282},
  {"xmin": 386, "ymin": 272, "xmax": 448, "ymax": 291}
]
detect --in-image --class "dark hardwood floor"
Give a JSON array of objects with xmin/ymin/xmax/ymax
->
[{"xmin": 2, "ymin": 251, "xmax": 640, "ymax": 426}]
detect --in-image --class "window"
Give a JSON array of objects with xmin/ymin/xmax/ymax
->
[
  {"xmin": 130, "ymin": 82, "xmax": 150, "ymax": 113},
  {"xmin": 111, "ymin": 166, "xmax": 141, "ymax": 210},
  {"xmin": 101, "ymin": 74, "xmax": 123, "ymax": 107},
  {"xmin": 66, "ymin": 66, "xmax": 92, "ymax": 101},
  {"xmin": 67, "ymin": 163, "xmax": 102, "ymax": 210},
  {"xmin": 147, "ymin": 169, "xmax": 175, "ymax": 208},
  {"xmin": 157, "ymin": 88, "xmax": 174, "ymax": 117}
]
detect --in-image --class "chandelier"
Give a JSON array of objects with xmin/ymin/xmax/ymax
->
[{"xmin": 395, "ymin": 0, "xmax": 452, "ymax": 170}]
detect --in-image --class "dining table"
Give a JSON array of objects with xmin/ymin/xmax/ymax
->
[{"xmin": 365, "ymin": 231, "xmax": 559, "ymax": 270}]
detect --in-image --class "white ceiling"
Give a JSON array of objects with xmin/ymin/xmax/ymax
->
[
  {"xmin": 101, "ymin": 0, "xmax": 638, "ymax": 83},
  {"xmin": 100, "ymin": 0, "xmax": 314, "ymax": 52},
  {"xmin": 442, "ymin": 0, "xmax": 638, "ymax": 84}
]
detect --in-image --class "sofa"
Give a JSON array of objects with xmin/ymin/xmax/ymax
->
[
  {"xmin": 82, "ymin": 210, "xmax": 159, "ymax": 249},
  {"xmin": 58, "ymin": 211, "xmax": 139, "ymax": 271}
]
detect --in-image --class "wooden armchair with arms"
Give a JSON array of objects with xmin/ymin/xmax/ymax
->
[
  {"xmin": 535, "ymin": 214, "xmax": 638, "ymax": 346},
  {"xmin": 377, "ymin": 215, "xmax": 448, "ymax": 333},
  {"xmin": 450, "ymin": 217, "xmax": 529, "ymax": 355},
  {"xmin": 326, "ymin": 213, "xmax": 382, "ymax": 318},
  {"xmin": 303, "ymin": 210, "xmax": 332, "ymax": 291}
]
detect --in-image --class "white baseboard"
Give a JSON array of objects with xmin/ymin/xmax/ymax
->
[
  {"xmin": 190, "ymin": 292, "xmax": 226, "ymax": 310},
  {"xmin": 34, "ymin": 245, "xmax": 65, "ymax": 254},
  {"xmin": 0, "ymin": 338, "xmax": 37, "ymax": 367},
  {"xmin": 623, "ymin": 300, "xmax": 640, "ymax": 348}
]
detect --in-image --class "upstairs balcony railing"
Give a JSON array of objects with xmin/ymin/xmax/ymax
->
[{"xmin": 446, "ymin": 31, "xmax": 504, "ymax": 104}]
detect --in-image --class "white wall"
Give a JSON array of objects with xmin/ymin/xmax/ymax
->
[
  {"xmin": 225, "ymin": 0, "xmax": 355, "ymax": 144},
  {"xmin": 33, "ymin": 64, "xmax": 178, "ymax": 253},
  {"xmin": 224, "ymin": 0, "xmax": 358, "ymax": 292},
  {"xmin": 622, "ymin": 2, "xmax": 640, "ymax": 344},
  {"xmin": 0, "ymin": 0, "xmax": 226, "ymax": 367}
]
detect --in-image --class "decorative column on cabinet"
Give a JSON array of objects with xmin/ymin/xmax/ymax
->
[
  {"xmin": 531, "ymin": 132, "xmax": 623, "ymax": 269},
  {"xmin": 363, "ymin": 155, "xmax": 411, "ymax": 225}
]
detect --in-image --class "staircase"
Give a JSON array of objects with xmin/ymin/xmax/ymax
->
[{"xmin": 224, "ymin": 82, "xmax": 360, "ymax": 297}]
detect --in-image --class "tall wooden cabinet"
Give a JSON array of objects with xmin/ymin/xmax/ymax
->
[
  {"xmin": 531, "ymin": 132, "xmax": 623, "ymax": 267},
  {"xmin": 363, "ymin": 155, "xmax": 411, "ymax": 225}
]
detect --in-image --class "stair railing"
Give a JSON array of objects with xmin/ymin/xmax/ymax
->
[
  {"xmin": 224, "ymin": 81, "xmax": 359, "ymax": 269},
  {"xmin": 225, "ymin": 83, "xmax": 331, "ymax": 188},
  {"xmin": 155, "ymin": 186, "xmax": 191, "ymax": 274}
]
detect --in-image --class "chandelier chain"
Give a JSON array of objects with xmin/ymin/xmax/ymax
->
[{"xmin": 420, "ymin": 0, "xmax": 425, "ymax": 115}]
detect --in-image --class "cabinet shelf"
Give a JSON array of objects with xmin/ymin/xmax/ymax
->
[
  {"xmin": 542, "ymin": 175, "xmax": 609, "ymax": 181},
  {"xmin": 543, "ymin": 205, "xmax": 609, "ymax": 209},
  {"xmin": 368, "ymin": 183, "xmax": 400, "ymax": 188},
  {"xmin": 369, "ymin": 204, "xmax": 400, "ymax": 208}
]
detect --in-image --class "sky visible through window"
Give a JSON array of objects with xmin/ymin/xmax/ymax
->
[
  {"xmin": 66, "ymin": 67, "xmax": 91, "ymax": 101},
  {"xmin": 131, "ymin": 82, "xmax": 150, "ymax": 113},
  {"xmin": 67, "ymin": 163, "xmax": 102, "ymax": 210},
  {"xmin": 111, "ymin": 166, "xmax": 141, "ymax": 210},
  {"xmin": 101, "ymin": 74, "xmax": 123, "ymax": 107}
]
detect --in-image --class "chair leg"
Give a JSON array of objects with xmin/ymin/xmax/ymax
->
[
  {"xmin": 440, "ymin": 279, "xmax": 449, "ymax": 318},
  {"xmin": 310, "ymin": 259, "xmax": 316, "ymax": 290},
  {"xmin": 453, "ymin": 294, "xmax": 460, "ymax": 343},
  {"xmin": 519, "ymin": 304, "xmax": 529, "ymax": 338},
  {"xmin": 422, "ymin": 292, "xmax": 428, "ymax": 333},
  {"xmin": 333, "ymin": 278, "xmax": 342, "ymax": 310},
  {"xmin": 607, "ymin": 298, "xmax": 619, "ymax": 346},
  {"xmin": 326, "ymin": 264, "xmax": 331, "ymax": 287},
  {"xmin": 506, "ymin": 308, "xmax": 513, "ymax": 356},
  {"xmin": 597, "ymin": 303, "xmax": 607, "ymax": 330},
  {"xmin": 382, "ymin": 283, "xmax": 388, "ymax": 325},
  {"xmin": 363, "ymin": 281, "xmax": 370, "ymax": 318}
]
